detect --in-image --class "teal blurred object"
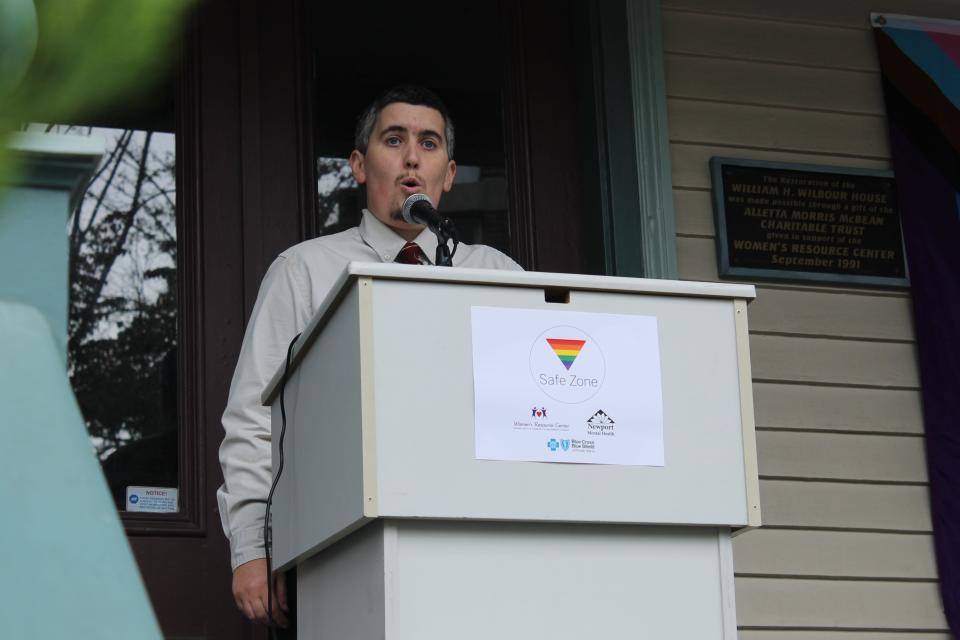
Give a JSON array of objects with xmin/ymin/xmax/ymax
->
[
  {"xmin": 0, "ymin": 135, "xmax": 162, "ymax": 639},
  {"xmin": 0, "ymin": 133, "xmax": 102, "ymax": 358},
  {"xmin": 0, "ymin": 302, "xmax": 163, "ymax": 639}
]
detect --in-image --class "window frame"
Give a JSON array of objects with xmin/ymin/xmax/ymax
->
[{"xmin": 116, "ymin": 39, "xmax": 204, "ymax": 536}]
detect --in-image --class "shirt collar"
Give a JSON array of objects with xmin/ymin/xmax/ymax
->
[{"xmin": 358, "ymin": 209, "xmax": 439, "ymax": 265}]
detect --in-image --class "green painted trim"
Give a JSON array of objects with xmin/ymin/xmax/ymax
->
[
  {"xmin": 579, "ymin": 3, "xmax": 614, "ymax": 276},
  {"xmin": 592, "ymin": 1, "xmax": 644, "ymax": 277},
  {"xmin": 625, "ymin": 0, "xmax": 678, "ymax": 279},
  {"xmin": 588, "ymin": 0, "xmax": 678, "ymax": 279}
]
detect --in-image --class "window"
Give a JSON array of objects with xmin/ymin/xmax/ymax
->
[{"xmin": 26, "ymin": 121, "xmax": 184, "ymax": 516}]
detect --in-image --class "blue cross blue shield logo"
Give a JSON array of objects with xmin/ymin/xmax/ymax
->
[
  {"xmin": 560, "ymin": 439, "xmax": 570, "ymax": 451},
  {"xmin": 547, "ymin": 438, "xmax": 560, "ymax": 452}
]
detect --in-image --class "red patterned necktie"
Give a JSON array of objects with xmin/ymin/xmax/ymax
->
[{"xmin": 395, "ymin": 241, "xmax": 428, "ymax": 265}]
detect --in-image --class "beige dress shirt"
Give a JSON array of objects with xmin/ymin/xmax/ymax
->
[{"xmin": 218, "ymin": 210, "xmax": 523, "ymax": 569}]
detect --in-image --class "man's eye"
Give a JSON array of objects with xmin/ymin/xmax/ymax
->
[
  {"xmin": 422, "ymin": 139, "xmax": 438, "ymax": 150},
  {"xmin": 385, "ymin": 136, "xmax": 402, "ymax": 146}
]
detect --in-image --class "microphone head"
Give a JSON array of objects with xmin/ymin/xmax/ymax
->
[{"xmin": 401, "ymin": 193, "xmax": 434, "ymax": 225}]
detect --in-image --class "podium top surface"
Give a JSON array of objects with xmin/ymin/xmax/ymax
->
[
  {"xmin": 340, "ymin": 262, "xmax": 754, "ymax": 298},
  {"xmin": 263, "ymin": 263, "xmax": 755, "ymax": 403}
]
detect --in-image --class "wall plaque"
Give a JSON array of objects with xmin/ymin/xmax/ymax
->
[{"xmin": 710, "ymin": 158, "xmax": 908, "ymax": 287}]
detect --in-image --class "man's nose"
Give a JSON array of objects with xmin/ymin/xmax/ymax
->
[{"xmin": 403, "ymin": 143, "xmax": 420, "ymax": 168}]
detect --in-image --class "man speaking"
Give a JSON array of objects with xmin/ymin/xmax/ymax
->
[{"xmin": 218, "ymin": 85, "xmax": 522, "ymax": 626}]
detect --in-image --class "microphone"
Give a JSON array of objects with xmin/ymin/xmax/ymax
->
[
  {"xmin": 401, "ymin": 193, "xmax": 458, "ymax": 266},
  {"xmin": 401, "ymin": 193, "xmax": 447, "ymax": 233}
]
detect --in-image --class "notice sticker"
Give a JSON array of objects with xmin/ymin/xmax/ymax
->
[{"xmin": 125, "ymin": 486, "xmax": 178, "ymax": 513}]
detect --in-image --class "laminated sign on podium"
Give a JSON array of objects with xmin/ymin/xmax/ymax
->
[{"xmin": 262, "ymin": 263, "xmax": 760, "ymax": 640}]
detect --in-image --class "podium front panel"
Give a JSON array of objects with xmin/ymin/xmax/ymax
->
[
  {"xmin": 367, "ymin": 277, "xmax": 750, "ymax": 526},
  {"xmin": 270, "ymin": 268, "xmax": 758, "ymax": 567}
]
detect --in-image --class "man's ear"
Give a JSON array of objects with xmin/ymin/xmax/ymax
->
[
  {"xmin": 349, "ymin": 150, "xmax": 366, "ymax": 184},
  {"xmin": 442, "ymin": 160, "xmax": 457, "ymax": 192}
]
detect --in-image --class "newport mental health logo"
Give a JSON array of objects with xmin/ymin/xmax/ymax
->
[
  {"xmin": 530, "ymin": 326, "xmax": 605, "ymax": 404},
  {"xmin": 586, "ymin": 409, "xmax": 616, "ymax": 436}
]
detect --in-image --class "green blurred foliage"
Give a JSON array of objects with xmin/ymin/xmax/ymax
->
[
  {"xmin": 0, "ymin": 0, "xmax": 192, "ymax": 184},
  {"xmin": 0, "ymin": 0, "xmax": 38, "ymax": 98}
]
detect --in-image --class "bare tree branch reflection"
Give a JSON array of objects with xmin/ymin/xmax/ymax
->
[{"xmin": 43, "ymin": 124, "xmax": 177, "ymax": 460}]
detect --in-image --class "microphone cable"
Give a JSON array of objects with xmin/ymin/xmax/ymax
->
[
  {"xmin": 264, "ymin": 331, "xmax": 301, "ymax": 639},
  {"xmin": 433, "ymin": 220, "xmax": 459, "ymax": 267}
]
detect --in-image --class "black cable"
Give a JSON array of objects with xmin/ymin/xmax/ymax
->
[
  {"xmin": 447, "ymin": 219, "xmax": 460, "ymax": 264},
  {"xmin": 434, "ymin": 239, "xmax": 449, "ymax": 267},
  {"xmin": 434, "ymin": 217, "xmax": 458, "ymax": 266},
  {"xmin": 264, "ymin": 331, "xmax": 301, "ymax": 639},
  {"xmin": 448, "ymin": 236, "xmax": 460, "ymax": 264}
]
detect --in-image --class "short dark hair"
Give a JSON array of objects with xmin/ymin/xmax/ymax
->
[{"xmin": 354, "ymin": 85, "xmax": 455, "ymax": 159}]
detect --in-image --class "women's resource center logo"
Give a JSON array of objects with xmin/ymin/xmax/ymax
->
[{"xmin": 529, "ymin": 326, "xmax": 605, "ymax": 403}]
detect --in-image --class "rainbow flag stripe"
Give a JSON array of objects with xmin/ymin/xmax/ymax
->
[{"xmin": 546, "ymin": 338, "xmax": 586, "ymax": 370}]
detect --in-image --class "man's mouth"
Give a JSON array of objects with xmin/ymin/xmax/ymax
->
[{"xmin": 399, "ymin": 176, "xmax": 422, "ymax": 193}]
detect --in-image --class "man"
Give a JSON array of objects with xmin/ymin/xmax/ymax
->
[{"xmin": 218, "ymin": 85, "xmax": 522, "ymax": 626}]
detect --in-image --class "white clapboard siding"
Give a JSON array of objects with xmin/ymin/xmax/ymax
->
[
  {"xmin": 740, "ymin": 633, "xmax": 952, "ymax": 640},
  {"xmin": 663, "ymin": 0, "xmax": 960, "ymax": 29},
  {"xmin": 670, "ymin": 144, "xmax": 891, "ymax": 190},
  {"xmin": 747, "ymin": 287, "xmax": 914, "ymax": 341},
  {"xmin": 661, "ymin": 0, "xmax": 940, "ymax": 633},
  {"xmin": 735, "ymin": 578, "xmax": 947, "ymax": 630},
  {"xmin": 666, "ymin": 54, "xmax": 885, "ymax": 115},
  {"xmin": 733, "ymin": 529, "xmax": 937, "ymax": 579},
  {"xmin": 663, "ymin": 10, "xmax": 879, "ymax": 71},
  {"xmin": 757, "ymin": 430, "xmax": 926, "ymax": 482},
  {"xmin": 678, "ymin": 234, "xmax": 726, "ymax": 280},
  {"xmin": 760, "ymin": 480, "xmax": 931, "ymax": 531},
  {"xmin": 754, "ymin": 382, "xmax": 923, "ymax": 435},
  {"xmin": 750, "ymin": 334, "xmax": 919, "ymax": 388},
  {"xmin": 673, "ymin": 188, "xmax": 714, "ymax": 236},
  {"xmin": 669, "ymin": 99, "xmax": 890, "ymax": 158}
]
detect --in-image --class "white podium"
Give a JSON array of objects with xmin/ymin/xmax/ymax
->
[{"xmin": 263, "ymin": 263, "xmax": 760, "ymax": 640}]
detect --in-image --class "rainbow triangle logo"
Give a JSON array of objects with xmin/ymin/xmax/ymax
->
[{"xmin": 546, "ymin": 338, "xmax": 586, "ymax": 370}]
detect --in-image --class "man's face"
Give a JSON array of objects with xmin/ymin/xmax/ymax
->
[{"xmin": 349, "ymin": 102, "xmax": 457, "ymax": 239}]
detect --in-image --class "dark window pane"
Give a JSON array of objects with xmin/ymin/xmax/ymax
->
[
  {"xmin": 310, "ymin": 2, "xmax": 509, "ymax": 248},
  {"xmin": 433, "ymin": 165, "xmax": 509, "ymax": 253},
  {"xmin": 37, "ymin": 124, "xmax": 179, "ymax": 512}
]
